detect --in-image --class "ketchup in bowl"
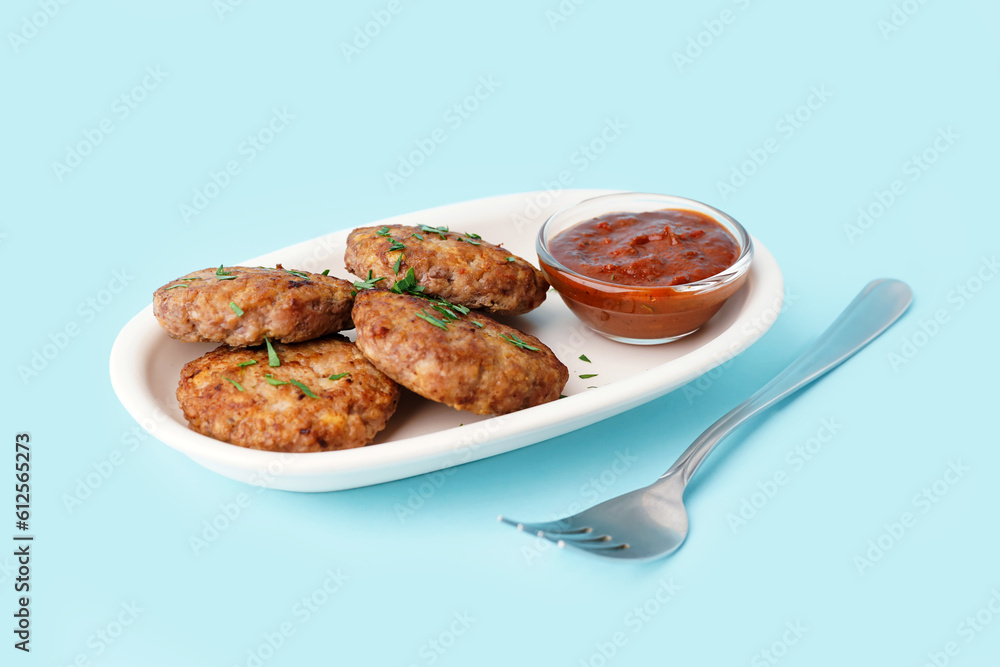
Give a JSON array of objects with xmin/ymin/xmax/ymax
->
[{"xmin": 537, "ymin": 193, "xmax": 753, "ymax": 345}]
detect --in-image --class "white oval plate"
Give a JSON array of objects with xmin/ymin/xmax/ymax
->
[{"xmin": 110, "ymin": 189, "xmax": 784, "ymax": 492}]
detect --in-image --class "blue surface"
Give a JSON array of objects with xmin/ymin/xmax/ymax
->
[{"xmin": 4, "ymin": 1, "xmax": 1000, "ymax": 664}]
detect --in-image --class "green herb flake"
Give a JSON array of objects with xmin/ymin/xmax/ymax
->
[
  {"xmin": 419, "ymin": 224, "xmax": 449, "ymax": 239},
  {"xmin": 388, "ymin": 239, "xmax": 406, "ymax": 251},
  {"xmin": 640, "ymin": 304, "xmax": 654, "ymax": 313},
  {"xmin": 501, "ymin": 333, "xmax": 540, "ymax": 352},
  {"xmin": 285, "ymin": 269, "xmax": 311, "ymax": 279},
  {"xmin": 580, "ymin": 373, "xmax": 598, "ymax": 379},
  {"xmin": 229, "ymin": 302, "xmax": 244, "ymax": 317},
  {"xmin": 321, "ymin": 269, "xmax": 330, "ymax": 276},
  {"xmin": 376, "ymin": 226, "xmax": 391, "ymax": 237},
  {"xmin": 264, "ymin": 374, "xmax": 289, "ymax": 386},
  {"xmin": 179, "ymin": 277, "xmax": 202, "ymax": 281},
  {"xmin": 392, "ymin": 254, "xmax": 403, "ymax": 274},
  {"xmin": 390, "ymin": 267, "xmax": 425, "ymax": 295},
  {"xmin": 290, "ymin": 379, "xmax": 319, "ymax": 398},
  {"xmin": 411, "ymin": 233, "xmax": 424, "ymax": 240},
  {"xmin": 264, "ymin": 336, "xmax": 280, "ymax": 367},
  {"xmin": 579, "ymin": 354, "xmax": 591, "ymax": 363},
  {"xmin": 352, "ymin": 270, "xmax": 387, "ymax": 293},
  {"xmin": 223, "ymin": 376, "xmax": 245, "ymax": 392},
  {"xmin": 216, "ymin": 265, "xmax": 237, "ymax": 280},
  {"xmin": 464, "ymin": 232, "xmax": 481, "ymax": 240},
  {"xmin": 327, "ymin": 372, "xmax": 350, "ymax": 381},
  {"xmin": 236, "ymin": 360, "xmax": 258, "ymax": 368},
  {"xmin": 416, "ymin": 309, "xmax": 450, "ymax": 331},
  {"xmin": 471, "ymin": 321, "xmax": 484, "ymax": 328},
  {"xmin": 506, "ymin": 257, "xmax": 515, "ymax": 262},
  {"xmin": 163, "ymin": 284, "xmax": 188, "ymax": 290}
]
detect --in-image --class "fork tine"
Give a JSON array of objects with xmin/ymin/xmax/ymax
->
[
  {"xmin": 497, "ymin": 515, "xmax": 589, "ymax": 536},
  {"xmin": 558, "ymin": 539, "xmax": 630, "ymax": 552}
]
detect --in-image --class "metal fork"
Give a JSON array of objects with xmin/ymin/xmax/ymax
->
[{"xmin": 500, "ymin": 279, "xmax": 913, "ymax": 560}]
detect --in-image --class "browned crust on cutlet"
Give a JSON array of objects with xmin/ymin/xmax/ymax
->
[
  {"xmin": 176, "ymin": 337, "xmax": 399, "ymax": 452},
  {"xmin": 352, "ymin": 290, "xmax": 567, "ymax": 415},
  {"xmin": 344, "ymin": 225, "xmax": 548, "ymax": 316},
  {"xmin": 154, "ymin": 266, "xmax": 354, "ymax": 347}
]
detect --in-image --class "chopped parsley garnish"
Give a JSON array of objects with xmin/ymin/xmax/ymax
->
[
  {"xmin": 419, "ymin": 224, "xmax": 449, "ymax": 239},
  {"xmin": 285, "ymin": 269, "xmax": 311, "ymax": 279},
  {"xmin": 390, "ymin": 267, "xmax": 425, "ymax": 295},
  {"xmin": 327, "ymin": 372, "xmax": 350, "ymax": 381},
  {"xmin": 580, "ymin": 373, "xmax": 597, "ymax": 379},
  {"xmin": 471, "ymin": 321, "xmax": 484, "ymax": 328},
  {"xmin": 264, "ymin": 336, "xmax": 280, "ymax": 367},
  {"xmin": 416, "ymin": 309, "xmax": 450, "ymax": 331},
  {"xmin": 290, "ymin": 379, "xmax": 319, "ymax": 398},
  {"xmin": 216, "ymin": 265, "xmax": 237, "ymax": 280},
  {"xmin": 506, "ymin": 257, "xmax": 515, "ymax": 262},
  {"xmin": 223, "ymin": 376, "xmax": 244, "ymax": 391},
  {"xmin": 264, "ymin": 374, "xmax": 289, "ymax": 386},
  {"xmin": 229, "ymin": 302, "xmax": 244, "ymax": 317},
  {"xmin": 352, "ymin": 270, "xmax": 387, "ymax": 293},
  {"xmin": 500, "ymin": 333, "xmax": 540, "ymax": 351},
  {"xmin": 388, "ymin": 239, "xmax": 406, "ymax": 251},
  {"xmin": 163, "ymin": 284, "xmax": 188, "ymax": 290},
  {"xmin": 376, "ymin": 226, "xmax": 391, "ymax": 237},
  {"xmin": 321, "ymin": 269, "xmax": 330, "ymax": 276},
  {"xmin": 236, "ymin": 360, "xmax": 257, "ymax": 368},
  {"xmin": 392, "ymin": 254, "xmax": 403, "ymax": 274},
  {"xmin": 579, "ymin": 354, "xmax": 591, "ymax": 363},
  {"xmin": 179, "ymin": 277, "xmax": 202, "ymax": 281},
  {"xmin": 464, "ymin": 232, "xmax": 481, "ymax": 240},
  {"xmin": 411, "ymin": 233, "xmax": 424, "ymax": 240}
]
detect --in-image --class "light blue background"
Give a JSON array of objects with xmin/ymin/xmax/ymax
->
[{"xmin": 4, "ymin": 1, "xmax": 1000, "ymax": 665}]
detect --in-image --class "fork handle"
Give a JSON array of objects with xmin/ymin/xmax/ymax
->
[{"xmin": 660, "ymin": 279, "xmax": 913, "ymax": 487}]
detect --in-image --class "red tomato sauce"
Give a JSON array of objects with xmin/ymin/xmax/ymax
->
[{"xmin": 548, "ymin": 209, "xmax": 739, "ymax": 286}]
